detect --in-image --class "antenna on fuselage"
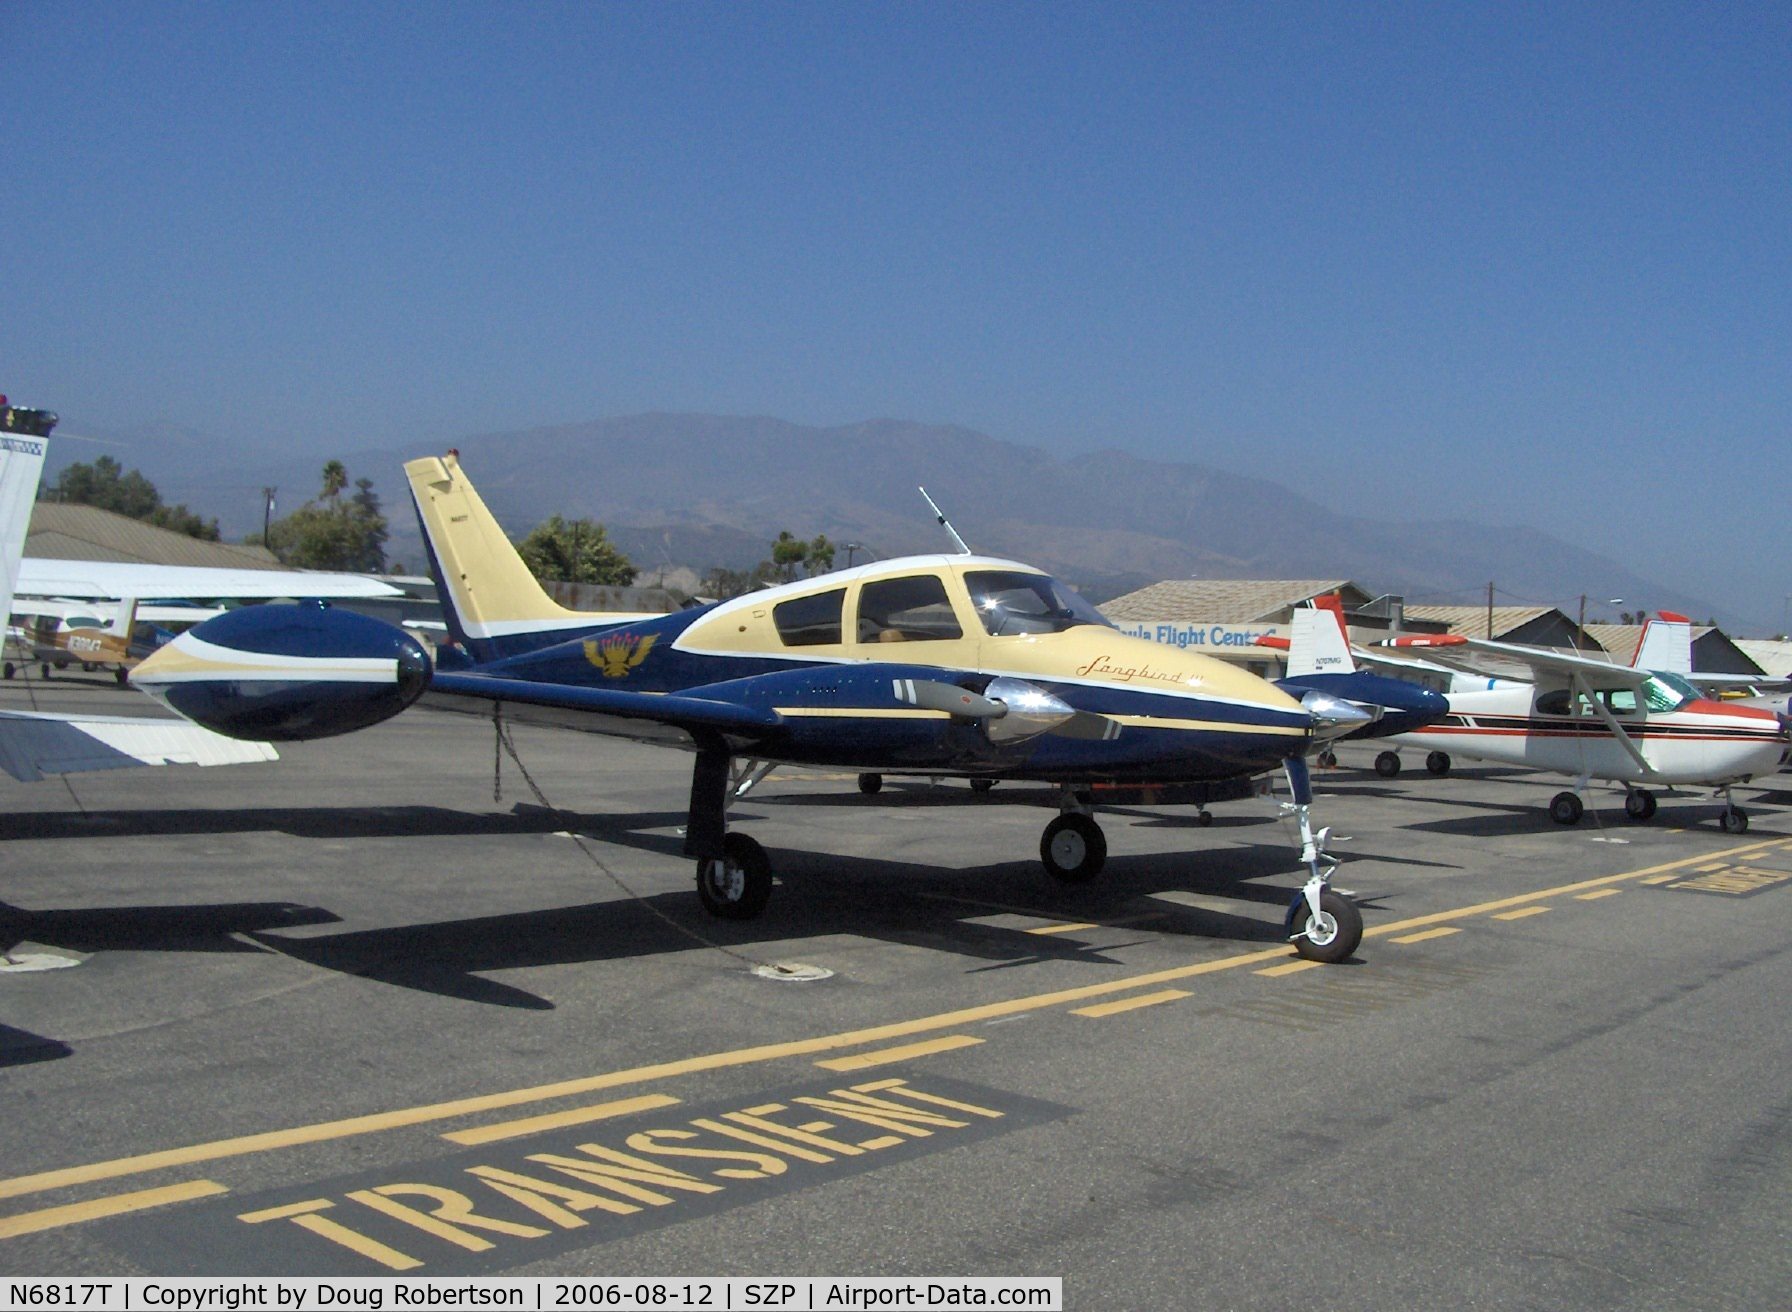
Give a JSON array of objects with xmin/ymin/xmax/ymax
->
[{"xmin": 918, "ymin": 486, "xmax": 972, "ymax": 555}]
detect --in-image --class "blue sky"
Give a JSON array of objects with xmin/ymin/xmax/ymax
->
[{"xmin": 4, "ymin": 2, "xmax": 1789, "ymax": 621}]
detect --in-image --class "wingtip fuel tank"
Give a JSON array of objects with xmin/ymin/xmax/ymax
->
[{"xmin": 131, "ymin": 601, "xmax": 431, "ymax": 741}]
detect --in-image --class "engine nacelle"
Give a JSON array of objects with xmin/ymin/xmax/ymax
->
[{"xmin": 130, "ymin": 601, "xmax": 431, "ymax": 742}]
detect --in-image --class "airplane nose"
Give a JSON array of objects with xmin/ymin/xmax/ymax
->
[{"xmin": 1299, "ymin": 690, "xmax": 1377, "ymax": 739}]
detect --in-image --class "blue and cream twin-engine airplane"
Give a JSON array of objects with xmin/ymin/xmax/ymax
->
[{"xmin": 131, "ymin": 452, "xmax": 1372, "ymax": 961}]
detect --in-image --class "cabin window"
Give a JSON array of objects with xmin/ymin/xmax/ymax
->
[
  {"xmin": 967, "ymin": 570, "xmax": 1112, "ymax": 637},
  {"xmin": 857, "ymin": 575, "xmax": 963, "ymax": 643},
  {"xmin": 773, "ymin": 589, "xmax": 845, "ymax": 646},
  {"xmin": 1535, "ymin": 689, "xmax": 1575, "ymax": 716}
]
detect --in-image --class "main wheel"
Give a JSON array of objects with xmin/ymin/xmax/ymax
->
[
  {"xmin": 1426, "ymin": 751, "xmax": 1452, "ymax": 776},
  {"xmin": 1374, "ymin": 751, "xmax": 1401, "ymax": 778},
  {"xmin": 2, "ymin": 661, "xmax": 13, "ymax": 679},
  {"xmin": 1317, "ymin": 749, "xmax": 1337, "ymax": 769},
  {"xmin": 857, "ymin": 772, "xmax": 883, "ymax": 795},
  {"xmin": 1549, "ymin": 791, "xmax": 1584, "ymax": 825},
  {"xmin": 1290, "ymin": 889, "xmax": 1363, "ymax": 964},
  {"xmin": 114, "ymin": 667, "xmax": 129, "ymax": 686},
  {"xmin": 969, "ymin": 777, "xmax": 996, "ymax": 794},
  {"xmin": 1624, "ymin": 789, "xmax": 1657, "ymax": 821},
  {"xmin": 1040, "ymin": 813, "xmax": 1106, "ymax": 883},
  {"xmin": 1722, "ymin": 807, "xmax": 1749, "ymax": 835},
  {"xmin": 696, "ymin": 833, "xmax": 773, "ymax": 920}
]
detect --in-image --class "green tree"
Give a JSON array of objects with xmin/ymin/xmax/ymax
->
[
  {"xmin": 770, "ymin": 531, "xmax": 808, "ymax": 582},
  {"xmin": 515, "ymin": 515, "xmax": 637, "ymax": 586},
  {"xmin": 263, "ymin": 462, "xmax": 389, "ymax": 572},
  {"xmin": 42, "ymin": 455, "xmax": 221, "ymax": 541},
  {"xmin": 807, "ymin": 534, "xmax": 835, "ymax": 575}
]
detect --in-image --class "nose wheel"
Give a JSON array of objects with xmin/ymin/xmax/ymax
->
[{"xmin": 1289, "ymin": 888, "xmax": 1363, "ymax": 963}]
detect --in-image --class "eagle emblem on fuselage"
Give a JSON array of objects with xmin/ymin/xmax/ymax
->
[{"xmin": 585, "ymin": 632, "xmax": 658, "ymax": 678}]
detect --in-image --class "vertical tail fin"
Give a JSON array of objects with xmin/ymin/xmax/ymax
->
[
  {"xmin": 405, "ymin": 453, "xmax": 655, "ymax": 664},
  {"xmin": 107, "ymin": 596, "xmax": 139, "ymax": 639},
  {"xmin": 1285, "ymin": 594, "xmax": 1357, "ymax": 677},
  {"xmin": 1633, "ymin": 611, "xmax": 1693, "ymax": 674},
  {"xmin": 1, "ymin": 419, "xmax": 51, "ymax": 626}
]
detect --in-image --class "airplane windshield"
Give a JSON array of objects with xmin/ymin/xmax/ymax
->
[
  {"xmin": 967, "ymin": 570, "xmax": 1113, "ymax": 637},
  {"xmin": 1642, "ymin": 672, "xmax": 1699, "ymax": 713}
]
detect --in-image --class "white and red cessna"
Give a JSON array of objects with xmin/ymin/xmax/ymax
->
[{"xmin": 1378, "ymin": 630, "xmax": 1787, "ymax": 832}]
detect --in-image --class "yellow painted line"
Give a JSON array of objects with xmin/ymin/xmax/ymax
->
[
  {"xmin": 1360, "ymin": 835, "xmax": 1791, "ymax": 943},
  {"xmin": 1072, "ymin": 989, "xmax": 1190, "ymax": 1018},
  {"xmin": 1257, "ymin": 959, "xmax": 1324, "ymax": 977},
  {"xmin": 1576, "ymin": 888, "xmax": 1622, "ymax": 901},
  {"xmin": 1391, "ymin": 926, "xmax": 1462, "ymax": 944},
  {"xmin": 1696, "ymin": 862, "xmax": 1729, "ymax": 872},
  {"xmin": 0, "ymin": 1181, "xmax": 228, "ymax": 1239},
  {"xmin": 442, "ymin": 1093, "xmax": 681, "ymax": 1146},
  {"xmin": 1641, "ymin": 874, "xmax": 1680, "ymax": 885},
  {"xmin": 1494, "ymin": 906, "xmax": 1552, "ymax": 921},
  {"xmin": 1027, "ymin": 921, "xmax": 1100, "ymax": 936},
  {"xmin": 7, "ymin": 833, "xmax": 1785, "ymax": 1213},
  {"xmin": 815, "ymin": 1034, "xmax": 985, "ymax": 1072}
]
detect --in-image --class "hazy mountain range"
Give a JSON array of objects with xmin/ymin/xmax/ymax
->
[{"xmin": 54, "ymin": 413, "xmax": 1757, "ymax": 630}]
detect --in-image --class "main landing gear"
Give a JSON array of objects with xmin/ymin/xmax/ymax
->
[
  {"xmin": 1547, "ymin": 783, "xmax": 1748, "ymax": 833},
  {"xmin": 682, "ymin": 749, "xmax": 1360, "ymax": 958}
]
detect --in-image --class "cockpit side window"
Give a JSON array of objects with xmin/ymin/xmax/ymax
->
[
  {"xmin": 966, "ymin": 570, "xmax": 1112, "ymax": 637},
  {"xmin": 856, "ymin": 575, "xmax": 963, "ymax": 643},
  {"xmin": 773, "ymin": 588, "xmax": 845, "ymax": 647},
  {"xmin": 1535, "ymin": 689, "xmax": 1576, "ymax": 716}
]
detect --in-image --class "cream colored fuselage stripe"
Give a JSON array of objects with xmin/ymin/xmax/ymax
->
[
  {"xmin": 771, "ymin": 707, "xmax": 1304, "ymax": 736},
  {"xmin": 132, "ymin": 634, "xmax": 397, "ymax": 684}
]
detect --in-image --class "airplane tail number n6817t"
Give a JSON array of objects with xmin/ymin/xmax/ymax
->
[{"xmin": 132, "ymin": 452, "xmax": 1368, "ymax": 961}]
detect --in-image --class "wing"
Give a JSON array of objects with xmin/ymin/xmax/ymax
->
[
  {"xmin": 1383, "ymin": 635, "xmax": 1652, "ymax": 690},
  {"xmin": 16, "ymin": 559, "xmax": 404, "ymax": 601},
  {"xmin": 424, "ymin": 672, "xmax": 786, "ymax": 750},
  {"xmin": 0, "ymin": 711, "xmax": 279, "ymax": 783}
]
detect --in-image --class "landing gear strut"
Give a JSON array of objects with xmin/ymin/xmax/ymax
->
[
  {"xmin": 1282, "ymin": 756, "xmax": 1361, "ymax": 963},
  {"xmin": 1720, "ymin": 788, "xmax": 1749, "ymax": 834},
  {"xmin": 687, "ymin": 747, "xmax": 776, "ymax": 919}
]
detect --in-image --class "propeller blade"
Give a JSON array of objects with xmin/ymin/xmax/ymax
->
[
  {"xmin": 893, "ymin": 679, "xmax": 1006, "ymax": 719},
  {"xmin": 1051, "ymin": 710, "xmax": 1124, "ymax": 742}
]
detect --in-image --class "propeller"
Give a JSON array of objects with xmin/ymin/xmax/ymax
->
[{"xmin": 1298, "ymin": 689, "xmax": 1378, "ymax": 742}]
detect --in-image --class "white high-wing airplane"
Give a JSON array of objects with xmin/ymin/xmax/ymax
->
[
  {"xmin": 0, "ymin": 401, "xmax": 277, "ymax": 781},
  {"xmin": 1376, "ymin": 627, "xmax": 1787, "ymax": 832}
]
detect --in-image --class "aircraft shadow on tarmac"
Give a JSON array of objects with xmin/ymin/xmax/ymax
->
[
  {"xmin": 0, "ymin": 899, "xmax": 340, "ymax": 957},
  {"xmin": 0, "ymin": 804, "xmax": 645, "ymax": 844},
  {"xmin": 0, "ymin": 1022, "xmax": 73, "ymax": 1069},
  {"xmin": 0, "ymin": 785, "xmax": 1400, "ymax": 1009},
  {"xmin": 229, "ymin": 815, "xmax": 1340, "ymax": 1009},
  {"xmin": 1407, "ymin": 808, "xmax": 1789, "ymax": 840}
]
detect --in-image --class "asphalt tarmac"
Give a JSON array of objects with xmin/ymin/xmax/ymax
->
[{"xmin": 4, "ymin": 674, "xmax": 1791, "ymax": 1309}]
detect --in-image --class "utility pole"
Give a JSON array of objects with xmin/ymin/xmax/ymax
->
[
  {"xmin": 262, "ymin": 488, "xmax": 276, "ymax": 544},
  {"xmin": 1486, "ymin": 582, "xmax": 1495, "ymax": 639}
]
